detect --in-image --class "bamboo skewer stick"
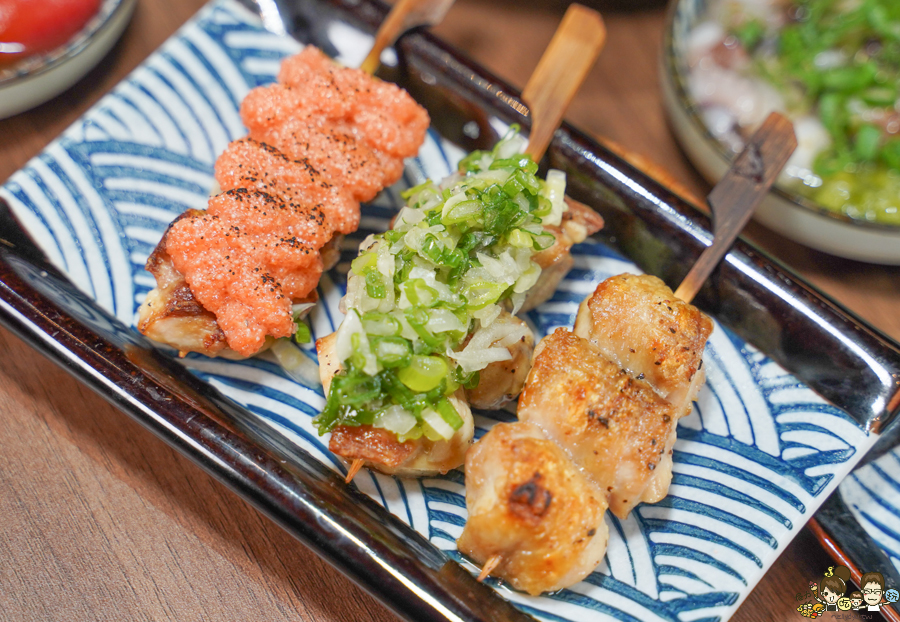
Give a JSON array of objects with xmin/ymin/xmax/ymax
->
[
  {"xmin": 345, "ymin": 459, "xmax": 365, "ymax": 484},
  {"xmin": 360, "ymin": 0, "xmax": 456, "ymax": 75},
  {"xmin": 477, "ymin": 555, "xmax": 502, "ymax": 582},
  {"xmin": 522, "ymin": 4, "xmax": 606, "ymax": 162},
  {"xmin": 346, "ymin": 0, "xmax": 457, "ymax": 485},
  {"xmin": 674, "ymin": 112, "xmax": 797, "ymax": 304}
]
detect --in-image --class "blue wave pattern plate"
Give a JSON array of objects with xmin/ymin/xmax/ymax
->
[
  {"xmin": 840, "ymin": 450, "xmax": 900, "ymax": 576},
  {"xmin": 0, "ymin": 1, "xmax": 880, "ymax": 620}
]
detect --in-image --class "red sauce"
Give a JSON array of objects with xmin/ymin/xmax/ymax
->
[{"xmin": 0, "ymin": 0, "xmax": 102, "ymax": 64}]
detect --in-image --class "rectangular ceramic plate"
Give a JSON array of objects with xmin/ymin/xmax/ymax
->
[{"xmin": 0, "ymin": 1, "xmax": 899, "ymax": 621}]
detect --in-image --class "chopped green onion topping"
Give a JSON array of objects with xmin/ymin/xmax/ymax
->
[
  {"xmin": 717, "ymin": 0, "xmax": 900, "ymax": 224},
  {"xmin": 314, "ymin": 128, "xmax": 570, "ymax": 438},
  {"xmin": 397, "ymin": 355, "xmax": 448, "ymax": 392},
  {"xmin": 293, "ymin": 320, "xmax": 312, "ymax": 344}
]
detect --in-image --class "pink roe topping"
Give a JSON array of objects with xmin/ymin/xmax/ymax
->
[{"xmin": 165, "ymin": 46, "xmax": 429, "ymax": 355}]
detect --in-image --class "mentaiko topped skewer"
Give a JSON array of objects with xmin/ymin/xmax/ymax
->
[{"xmin": 136, "ymin": 0, "xmax": 453, "ymax": 359}]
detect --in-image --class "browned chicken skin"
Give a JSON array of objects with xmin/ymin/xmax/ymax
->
[
  {"xmin": 521, "ymin": 197, "xmax": 604, "ymax": 312},
  {"xmin": 573, "ymin": 273, "xmax": 713, "ymax": 419},
  {"xmin": 329, "ymin": 425, "xmax": 418, "ymax": 468},
  {"xmin": 457, "ymin": 421, "xmax": 609, "ymax": 596},
  {"xmin": 316, "ymin": 332, "xmax": 475, "ymax": 477},
  {"xmin": 137, "ymin": 210, "xmax": 230, "ymax": 358},
  {"xmin": 460, "ymin": 274, "xmax": 713, "ymax": 594},
  {"xmin": 519, "ymin": 328, "xmax": 678, "ymax": 519},
  {"xmin": 137, "ymin": 223, "xmax": 335, "ymax": 358}
]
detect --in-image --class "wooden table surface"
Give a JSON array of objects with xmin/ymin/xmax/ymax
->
[{"xmin": 0, "ymin": 1, "xmax": 897, "ymax": 621}]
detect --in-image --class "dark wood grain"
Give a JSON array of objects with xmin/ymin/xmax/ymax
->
[
  {"xmin": 0, "ymin": 0, "xmax": 897, "ymax": 621},
  {"xmin": 675, "ymin": 112, "xmax": 797, "ymax": 302}
]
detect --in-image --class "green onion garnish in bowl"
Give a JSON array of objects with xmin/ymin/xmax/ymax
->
[{"xmin": 663, "ymin": 0, "xmax": 900, "ymax": 263}]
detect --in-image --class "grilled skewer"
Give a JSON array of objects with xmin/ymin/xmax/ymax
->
[
  {"xmin": 137, "ymin": 0, "xmax": 450, "ymax": 358},
  {"xmin": 460, "ymin": 113, "xmax": 797, "ymax": 592},
  {"xmin": 319, "ymin": 4, "xmax": 607, "ymax": 480}
]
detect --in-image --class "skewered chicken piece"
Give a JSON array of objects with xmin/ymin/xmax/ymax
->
[
  {"xmin": 241, "ymin": 47, "xmax": 430, "ymax": 203},
  {"xmin": 518, "ymin": 274, "xmax": 711, "ymax": 518},
  {"xmin": 457, "ymin": 421, "xmax": 609, "ymax": 596},
  {"xmin": 573, "ymin": 273, "xmax": 713, "ymax": 419},
  {"xmin": 463, "ymin": 311, "xmax": 534, "ymax": 411},
  {"xmin": 214, "ymin": 137, "xmax": 360, "ymax": 236},
  {"xmin": 138, "ymin": 223, "xmax": 336, "ymax": 359},
  {"xmin": 138, "ymin": 210, "xmax": 231, "ymax": 358},
  {"xmin": 518, "ymin": 327, "xmax": 680, "ymax": 518},
  {"xmin": 461, "ymin": 278, "xmax": 712, "ymax": 590},
  {"xmin": 394, "ymin": 197, "xmax": 602, "ymax": 410},
  {"xmin": 520, "ymin": 197, "xmax": 604, "ymax": 312},
  {"xmin": 462, "ymin": 198, "xmax": 602, "ymax": 410},
  {"xmin": 314, "ymin": 130, "xmax": 557, "ymax": 477},
  {"xmin": 317, "ymin": 332, "xmax": 475, "ymax": 477}
]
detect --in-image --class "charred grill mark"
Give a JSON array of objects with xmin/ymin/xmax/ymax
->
[
  {"xmin": 166, "ymin": 283, "xmax": 211, "ymax": 316},
  {"xmin": 587, "ymin": 408, "xmax": 610, "ymax": 428},
  {"xmin": 509, "ymin": 473, "xmax": 552, "ymax": 519}
]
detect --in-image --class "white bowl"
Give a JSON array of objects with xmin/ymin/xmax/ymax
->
[
  {"xmin": 661, "ymin": 0, "xmax": 900, "ymax": 265},
  {"xmin": 0, "ymin": 0, "xmax": 137, "ymax": 120}
]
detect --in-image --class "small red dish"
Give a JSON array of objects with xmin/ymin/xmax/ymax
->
[{"xmin": 0, "ymin": 0, "xmax": 136, "ymax": 119}]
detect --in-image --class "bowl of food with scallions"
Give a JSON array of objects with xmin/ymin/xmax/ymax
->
[{"xmin": 662, "ymin": 0, "xmax": 900, "ymax": 263}]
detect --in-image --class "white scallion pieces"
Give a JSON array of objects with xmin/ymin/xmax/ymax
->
[{"xmin": 314, "ymin": 128, "xmax": 568, "ymax": 441}]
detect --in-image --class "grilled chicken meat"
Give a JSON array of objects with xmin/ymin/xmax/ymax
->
[
  {"xmin": 465, "ymin": 200, "xmax": 603, "ymax": 409},
  {"xmin": 138, "ymin": 228, "xmax": 335, "ymax": 358},
  {"xmin": 459, "ymin": 274, "xmax": 713, "ymax": 592},
  {"xmin": 520, "ymin": 198, "xmax": 604, "ymax": 313},
  {"xmin": 573, "ymin": 273, "xmax": 713, "ymax": 419},
  {"xmin": 137, "ymin": 210, "xmax": 230, "ymax": 358},
  {"xmin": 138, "ymin": 46, "xmax": 429, "ymax": 357},
  {"xmin": 457, "ymin": 421, "xmax": 609, "ymax": 596},
  {"xmin": 518, "ymin": 328, "xmax": 679, "ymax": 519},
  {"xmin": 316, "ymin": 332, "xmax": 475, "ymax": 477}
]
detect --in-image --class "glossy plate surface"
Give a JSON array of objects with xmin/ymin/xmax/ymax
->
[{"xmin": 0, "ymin": 1, "xmax": 899, "ymax": 621}]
